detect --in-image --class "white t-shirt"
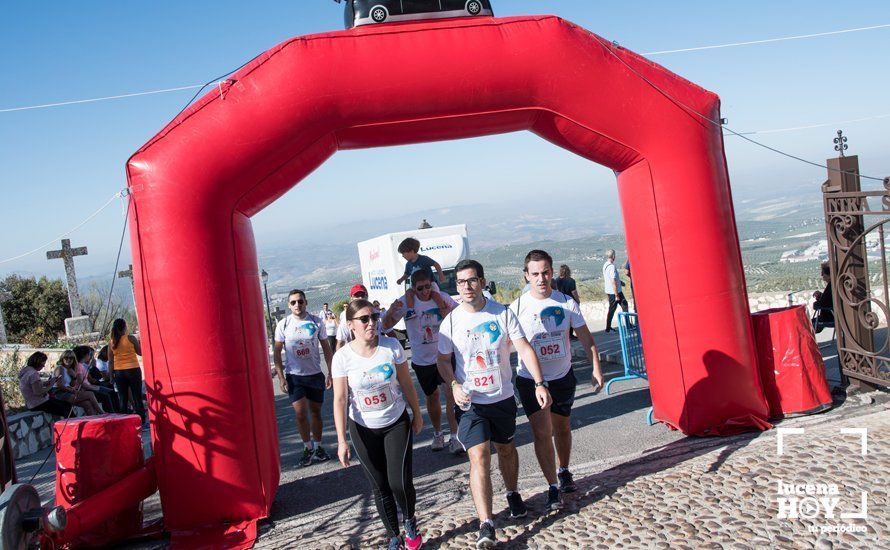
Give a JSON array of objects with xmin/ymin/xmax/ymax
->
[
  {"xmin": 603, "ymin": 261, "xmax": 622, "ymax": 295},
  {"xmin": 510, "ymin": 291, "xmax": 585, "ymax": 381},
  {"xmin": 331, "ymin": 336, "xmax": 407, "ymax": 429},
  {"xmin": 337, "ymin": 310, "xmax": 350, "ymax": 342},
  {"xmin": 437, "ymin": 299, "xmax": 525, "ymax": 405},
  {"xmin": 323, "ymin": 311, "xmax": 337, "ymax": 335},
  {"xmin": 95, "ymin": 358, "xmax": 109, "ymax": 373},
  {"xmin": 275, "ymin": 314, "xmax": 327, "ymax": 376},
  {"xmin": 390, "ymin": 291, "xmax": 459, "ymax": 366}
]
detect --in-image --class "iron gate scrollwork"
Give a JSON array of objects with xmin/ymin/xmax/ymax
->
[{"xmin": 822, "ymin": 176, "xmax": 890, "ymax": 386}]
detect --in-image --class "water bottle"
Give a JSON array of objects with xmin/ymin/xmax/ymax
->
[{"xmin": 458, "ymin": 381, "xmax": 474, "ymax": 411}]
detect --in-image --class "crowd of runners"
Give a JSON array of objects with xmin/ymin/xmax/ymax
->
[{"xmin": 271, "ymin": 245, "xmax": 603, "ymax": 549}]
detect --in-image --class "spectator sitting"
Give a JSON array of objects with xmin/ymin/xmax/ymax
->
[
  {"xmin": 813, "ymin": 261, "xmax": 834, "ymax": 332},
  {"xmin": 18, "ymin": 352, "xmax": 73, "ymax": 418},
  {"xmin": 53, "ymin": 350, "xmax": 101, "ymax": 415},
  {"xmin": 90, "ymin": 345, "xmax": 113, "ymax": 388},
  {"xmin": 74, "ymin": 345, "xmax": 120, "ymax": 413}
]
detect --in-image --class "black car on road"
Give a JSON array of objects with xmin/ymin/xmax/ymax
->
[{"xmin": 338, "ymin": 0, "xmax": 494, "ymax": 29}]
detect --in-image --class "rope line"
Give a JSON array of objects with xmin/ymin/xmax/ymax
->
[
  {"xmin": 728, "ymin": 113, "xmax": 890, "ymax": 135},
  {"xmin": 2, "ymin": 23, "xmax": 887, "ymax": 114},
  {"xmin": 0, "ymin": 190, "xmax": 127, "ymax": 265},
  {"xmin": 643, "ymin": 23, "xmax": 890, "ymax": 55},
  {"xmin": 0, "ymin": 85, "xmax": 205, "ymax": 113},
  {"xmin": 596, "ymin": 36, "xmax": 886, "ymax": 182}
]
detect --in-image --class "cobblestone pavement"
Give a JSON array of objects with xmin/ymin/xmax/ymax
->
[{"xmin": 258, "ymin": 396, "xmax": 888, "ymax": 549}]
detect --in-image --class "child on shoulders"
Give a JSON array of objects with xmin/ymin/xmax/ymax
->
[{"xmin": 395, "ymin": 237, "xmax": 448, "ymax": 319}]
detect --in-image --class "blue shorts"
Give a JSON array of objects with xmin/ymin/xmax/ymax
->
[{"xmin": 285, "ymin": 373, "xmax": 326, "ymax": 404}]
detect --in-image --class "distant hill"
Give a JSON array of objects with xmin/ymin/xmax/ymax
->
[{"xmin": 258, "ymin": 190, "xmax": 829, "ymax": 309}]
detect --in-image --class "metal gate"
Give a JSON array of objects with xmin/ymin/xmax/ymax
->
[{"xmin": 822, "ymin": 175, "xmax": 890, "ymax": 387}]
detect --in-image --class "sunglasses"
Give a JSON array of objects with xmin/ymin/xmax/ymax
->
[
  {"xmin": 353, "ymin": 313, "xmax": 381, "ymax": 324},
  {"xmin": 414, "ymin": 283, "xmax": 432, "ymax": 292},
  {"xmin": 289, "ymin": 299, "xmax": 307, "ymax": 305},
  {"xmin": 352, "ymin": 293, "xmax": 368, "ymax": 299}
]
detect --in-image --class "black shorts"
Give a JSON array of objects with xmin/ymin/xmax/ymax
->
[
  {"xmin": 516, "ymin": 369, "xmax": 577, "ymax": 418},
  {"xmin": 285, "ymin": 373, "xmax": 326, "ymax": 404},
  {"xmin": 455, "ymin": 397, "xmax": 517, "ymax": 450},
  {"xmin": 411, "ymin": 362, "xmax": 444, "ymax": 396}
]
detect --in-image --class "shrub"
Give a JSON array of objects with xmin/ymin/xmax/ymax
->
[{"xmin": 0, "ymin": 349, "xmax": 25, "ymax": 412}]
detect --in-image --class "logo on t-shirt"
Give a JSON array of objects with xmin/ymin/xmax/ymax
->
[
  {"xmin": 540, "ymin": 306, "xmax": 566, "ymax": 333},
  {"xmin": 361, "ymin": 363, "xmax": 394, "ymax": 388},
  {"xmin": 471, "ymin": 321, "xmax": 502, "ymax": 344},
  {"xmin": 295, "ymin": 321, "xmax": 318, "ymax": 337}
]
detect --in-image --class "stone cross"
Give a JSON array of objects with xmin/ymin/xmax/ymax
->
[
  {"xmin": 0, "ymin": 291, "xmax": 11, "ymax": 345},
  {"xmin": 272, "ymin": 306, "xmax": 286, "ymax": 322},
  {"xmin": 46, "ymin": 239, "xmax": 88, "ymax": 317},
  {"xmin": 118, "ymin": 264, "xmax": 139, "ymax": 324}
]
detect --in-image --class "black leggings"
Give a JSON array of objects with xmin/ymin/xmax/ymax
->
[
  {"xmin": 349, "ymin": 411, "xmax": 415, "ymax": 538},
  {"xmin": 31, "ymin": 398, "xmax": 73, "ymax": 418},
  {"xmin": 115, "ymin": 369, "xmax": 146, "ymax": 423}
]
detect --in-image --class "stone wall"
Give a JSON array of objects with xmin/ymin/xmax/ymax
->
[
  {"xmin": 7, "ymin": 410, "xmax": 55, "ymax": 459},
  {"xmin": 7, "ymin": 407, "xmax": 88, "ymax": 460},
  {"xmin": 578, "ymin": 289, "xmax": 823, "ymax": 324}
]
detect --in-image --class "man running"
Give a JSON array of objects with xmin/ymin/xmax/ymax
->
[
  {"xmin": 274, "ymin": 289, "xmax": 335, "ymax": 467},
  {"xmin": 383, "ymin": 269, "xmax": 460, "ymax": 453},
  {"xmin": 510, "ymin": 250, "xmax": 604, "ymax": 510},
  {"xmin": 437, "ymin": 259, "xmax": 552, "ymax": 549}
]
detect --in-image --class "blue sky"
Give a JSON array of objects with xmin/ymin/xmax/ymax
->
[{"xmin": 1, "ymin": 1, "xmax": 888, "ymax": 279}]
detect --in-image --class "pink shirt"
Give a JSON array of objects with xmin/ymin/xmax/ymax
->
[{"xmin": 18, "ymin": 367, "xmax": 48, "ymax": 409}]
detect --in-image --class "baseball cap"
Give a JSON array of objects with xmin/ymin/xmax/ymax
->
[{"xmin": 349, "ymin": 284, "xmax": 368, "ymax": 297}]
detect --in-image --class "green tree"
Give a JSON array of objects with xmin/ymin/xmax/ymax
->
[{"xmin": 0, "ymin": 275, "xmax": 69, "ymax": 343}]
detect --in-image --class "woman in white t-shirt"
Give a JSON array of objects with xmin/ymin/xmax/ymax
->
[{"xmin": 332, "ymin": 299, "xmax": 425, "ymax": 550}]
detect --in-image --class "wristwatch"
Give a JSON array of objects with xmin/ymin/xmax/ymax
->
[{"xmin": 534, "ymin": 380, "xmax": 549, "ymax": 388}]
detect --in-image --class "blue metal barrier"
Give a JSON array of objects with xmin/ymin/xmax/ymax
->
[{"xmin": 606, "ymin": 312, "xmax": 655, "ymax": 425}]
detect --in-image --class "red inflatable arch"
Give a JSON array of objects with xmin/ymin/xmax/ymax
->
[{"xmin": 127, "ymin": 15, "xmax": 769, "ymax": 539}]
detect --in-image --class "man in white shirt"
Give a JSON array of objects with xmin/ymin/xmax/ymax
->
[
  {"xmin": 383, "ymin": 269, "xmax": 460, "ymax": 453},
  {"xmin": 510, "ymin": 250, "xmax": 604, "ymax": 510},
  {"xmin": 437, "ymin": 260, "xmax": 552, "ymax": 548},
  {"xmin": 273, "ymin": 289, "xmax": 335, "ymax": 467},
  {"xmin": 603, "ymin": 249, "xmax": 628, "ymax": 332}
]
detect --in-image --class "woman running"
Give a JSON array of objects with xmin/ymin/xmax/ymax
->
[{"xmin": 332, "ymin": 299, "xmax": 425, "ymax": 550}]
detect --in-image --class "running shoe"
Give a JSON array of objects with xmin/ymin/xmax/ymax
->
[
  {"xmin": 546, "ymin": 485, "xmax": 563, "ymax": 511},
  {"xmin": 476, "ymin": 522, "xmax": 496, "ymax": 549},
  {"xmin": 448, "ymin": 438, "xmax": 465, "ymax": 455},
  {"xmin": 311, "ymin": 445, "xmax": 331, "ymax": 463},
  {"xmin": 404, "ymin": 517, "xmax": 422, "ymax": 550},
  {"xmin": 558, "ymin": 469, "xmax": 577, "ymax": 493},
  {"xmin": 405, "ymin": 309, "xmax": 417, "ymax": 320},
  {"xmin": 386, "ymin": 535, "xmax": 404, "ymax": 550},
  {"xmin": 431, "ymin": 433, "xmax": 445, "ymax": 451},
  {"xmin": 506, "ymin": 492, "xmax": 528, "ymax": 519},
  {"xmin": 299, "ymin": 447, "xmax": 313, "ymax": 467}
]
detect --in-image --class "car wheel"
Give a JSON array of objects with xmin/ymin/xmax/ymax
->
[
  {"xmin": 371, "ymin": 6, "xmax": 388, "ymax": 23},
  {"xmin": 466, "ymin": 1, "xmax": 482, "ymax": 15}
]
